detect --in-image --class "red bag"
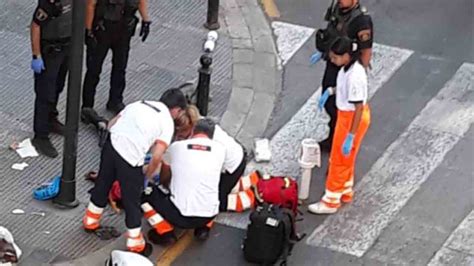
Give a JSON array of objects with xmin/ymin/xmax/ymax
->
[{"xmin": 254, "ymin": 171, "xmax": 299, "ymax": 214}]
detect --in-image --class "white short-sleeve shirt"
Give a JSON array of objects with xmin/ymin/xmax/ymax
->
[
  {"xmin": 167, "ymin": 137, "xmax": 225, "ymax": 217},
  {"xmin": 213, "ymin": 124, "xmax": 244, "ymax": 174},
  {"xmin": 336, "ymin": 61, "xmax": 368, "ymax": 111},
  {"xmin": 110, "ymin": 101, "xmax": 174, "ymax": 167}
]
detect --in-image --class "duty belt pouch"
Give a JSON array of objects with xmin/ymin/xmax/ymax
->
[{"xmin": 126, "ymin": 15, "xmax": 139, "ymax": 36}]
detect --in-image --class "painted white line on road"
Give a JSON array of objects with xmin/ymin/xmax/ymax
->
[
  {"xmin": 428, "ymin": 210, "xmax": 474, "ymax": 266},
  {"xmin": 307, "ymin": 63, "xmax": 474, "ymax": 257},
  {"xmin": 215, "ymin": 43, "xmax": 413, "ymax": 229},
  {"xmin": 272, "ymin": 21, "xmax": 315, "ymax": 66}
]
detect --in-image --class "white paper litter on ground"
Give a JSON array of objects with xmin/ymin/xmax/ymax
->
[
  {"xmin": 11, "ymin": 162, "xmax": 28, "ymax": 171},
  {"xmin": 15, "ymin": 138, "xmax": 39, "ymax": 158},
  {"xmin": 11, "ymin": 209, "xmax": 25, "ymax": 215},
  {"xmin": 254, "ymin": 138, "xmax": 272, "ymax": 162}
]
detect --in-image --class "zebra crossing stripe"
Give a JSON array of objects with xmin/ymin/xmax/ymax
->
[
  {"xmin": 306, "ymin": 63, "xmax": 474, "ymax": 257},
  {"xmin": 215, "ymin": 43, "xmax": 414, "ymax": 229},
  {"xmin": 428, "ymin": 210, "xmax": 474, "ymax": 266}
]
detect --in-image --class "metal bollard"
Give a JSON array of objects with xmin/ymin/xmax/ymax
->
[
  {"xmin": 204, "ymin": 0, "xmax": 220, "ymax": 30},
  {"xmin": 196, "ymin": 54, "xmax": 213, "ymax": 116}
]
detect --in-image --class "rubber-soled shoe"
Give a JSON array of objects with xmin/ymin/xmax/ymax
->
[
  {"xmin": 308, "ymin": 201, "xmax": 338, "ymax": 214},
  {"xmin": 147, "ymin": 230, "xmax": 177, "ymax": 246},
  {"xmin": 194, "ymin": 227, "xmax": 210, "ymax": 241},
  {"xmin": 32, "ymin": 137, "xmax": 58, "ymax": 158}
]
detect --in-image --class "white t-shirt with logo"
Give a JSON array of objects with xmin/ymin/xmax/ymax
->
[
  {"xmin": 336, "ymin": 61, "xmax": 368, "ymax": 111},
  {"xmin": 167, "ymin": 137, "xmax": 225, "ymax": 217},
  {"xmin": 213, "ymin": 124, "xmax": 244, "ymax": 174},
  {"xmin": 110, "ymin": 101, "xmax": 174, "ymax": 167}
]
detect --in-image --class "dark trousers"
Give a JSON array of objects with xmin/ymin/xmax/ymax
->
[
  {"xmin": 322, "ymin": 61, "xmax": 341, "ymax": 143},
  {"xmin": 33, "ymin": 42, "xmax": 69, "ymax": 138},
  {"xmin": 91, "ymin": 138, "xmax": 144, "ymax": 229},
  {"xmin": 218, "ymin": 153, "xmax": 248, "ymax": 211},
  {"xmin": 82, "ymin": 23, "xmax": 132, "ymax": 108},
  {"xmin": 142, "ymin": 187, "xmax": 214, "ymax": 230}
]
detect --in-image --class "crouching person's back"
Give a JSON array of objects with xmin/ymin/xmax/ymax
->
[{"xmin": 141, "ymin": 119, "xmax": 225, "ymax": 245}]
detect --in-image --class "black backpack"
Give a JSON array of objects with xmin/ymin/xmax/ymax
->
[{"xmin": 242, "ymin": 203, "xmax": 299, "ymax": 266}]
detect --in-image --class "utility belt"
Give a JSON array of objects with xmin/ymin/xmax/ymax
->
[
  {"xmin": 41, "ymin": 38, "xmax": 71, "ymax": 54},
  {"xmin": 94, "ymin": 15, "xmax": 139, "ymax": 36}
]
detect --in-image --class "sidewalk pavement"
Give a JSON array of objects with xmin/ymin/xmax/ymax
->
[{"xmin": 0, "ymin": 0, "xmax": 280, "ymax": 264}]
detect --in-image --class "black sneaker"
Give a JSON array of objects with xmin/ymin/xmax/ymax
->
[
  {"xmin": 50, "ymin": 117, "xmax": 65, "ymax": 136},
  {"xmin": 147, "ymin": 229, "xmax": 177, "ymax": 246},
  {"xmin": 106, "ymin": 102, "xmax": 125, "ymax": 115},
  {"xmin": 32, "ymin": 137, "xmax": 58, "ymax": 158},
  {"xmin": 194, "ymin": 226, "xmax": 210, "ymax": 241}
]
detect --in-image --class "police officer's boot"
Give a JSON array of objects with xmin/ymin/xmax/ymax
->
[{"xmin": 32, "ymin": 136, "xmax": 58, "ymax": 158}]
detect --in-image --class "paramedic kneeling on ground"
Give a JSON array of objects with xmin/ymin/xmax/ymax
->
[
  {"xmin": 82, "ymin": 89, "xmax": 192, "ymax": 254},
  {"xmin": 308, "ymin": 37, "xmax": 371, "ymax": 214},
  {"xmin": 141, "ymin": 119, "xmax": 226, "ymax": 245}
]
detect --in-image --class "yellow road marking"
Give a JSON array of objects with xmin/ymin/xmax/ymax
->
[
  {"xmin": 261, "ymin": 0, "xmax": 281, "ymax": 18},
  {"xmin": 156, "ymin": 230, "xmax": 194, "ymax": 266}
]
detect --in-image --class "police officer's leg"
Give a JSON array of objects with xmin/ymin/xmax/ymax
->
[
  {"xmin": 321, "ymin": 61, "xmax": 340, "ymax": 149},
  {"xmin": 50, "ymin": 49, "xmax": 69, "ymax": 135},
  {"xmin": 82, "ymin": 35, "xmax": 110, "ymax": 109},
  {"xmin": 32, "ymin": 49, "xmax": 63, "ymax": 158},
  {"xmin": 116, "ymin": 154, "xmax": 147, "ymax": 252},
  {"xmin": 84, "ymin": 138, "xmax": 117, "ymax": 230},
  {"xmin": 108, "ymin": 34, "xmax": 131, "ymax": 113}
]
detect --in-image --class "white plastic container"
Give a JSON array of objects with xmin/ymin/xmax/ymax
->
[{"xmin": 297, "ymin": 138, "xmax": 321, "ymax": 200}]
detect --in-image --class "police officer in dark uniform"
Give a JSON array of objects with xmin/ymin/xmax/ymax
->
[
  {"xmin": 81, "ymin": 0, "xmax": 151, "ymax": 121},
  {"xmin": 315, "ymin": 0, "xmax": 373, "ymax": 151},
  {"xmin": 30, "ymin": 0, "xmax": 72, "ymax": 158}
]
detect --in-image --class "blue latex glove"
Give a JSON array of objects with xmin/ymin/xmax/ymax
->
[
  {"xmin": 31, "ymin": 57, "xmax": 45, "ymax": 74},
  {"xmin": 318, "ymin": 89, "xmax": 331, "ymax": 111},
  {"xmin": 310, "ymin": 51, "xmax": 322, "ymax": 65},
  {"xmin": 342, "ymin": 133, "xmax": 354, "ymax": 156}
]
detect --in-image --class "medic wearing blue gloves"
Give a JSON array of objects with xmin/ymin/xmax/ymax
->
[
  {"xmin": 30, "ymin": 0, "xmax": 72, "ymax": 158},
  {"xmin": 308, "ymin": 36, "xmax": 371, "ymax": 214}
]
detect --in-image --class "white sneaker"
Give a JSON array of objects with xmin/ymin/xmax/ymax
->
[{"xmin": 308, "ymin": 202, "xmax": 338, "ymax": 214}]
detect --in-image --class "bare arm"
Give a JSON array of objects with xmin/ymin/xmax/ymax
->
[
  {"xmin": 85, "ymin": 0, "xmax": 97, "ymax": 30},
  {"xmin": 349, "ymin": 103, "xmax": 363, "ymax": 134},
  {"xmin": 31, "ymin": 22, "xmax": 41, "ymax": 57},
  {"xmin": 107, "ymin": 114, "xmax": 121, "ymax": 129},
  {"xmin": 145, "ymin": 141, "xmax": 167, "ymax": 179},
  {"xmin": 360, "ymin": 48, "xmax": 372, "ymax": 68},
  {"xmin": 138, "ymin": 0, "xmax": 150, "ymax": 21}
]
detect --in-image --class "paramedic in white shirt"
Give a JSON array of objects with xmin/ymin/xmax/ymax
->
[
  {"xmin": 141, "ymin": 119, "xmax": 226, "ymax": 245},
  {"xmin": 175, "ymin": 117, "xmax": 255, "ymax": 213},
  {"xmin": 82, "ymin": 89, "xmax": 194, "ymax": 254},
  {"xmin": 308, "ymin": 37, "xmax": 371, "ymax": 215}
]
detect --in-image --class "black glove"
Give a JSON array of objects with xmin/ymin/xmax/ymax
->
[
  {"xmin": 139, "ymin": 21, "xmax": 151, "ymax": 42},
  {"xmin": 85, "ymin": 29, "xmax": 97, "ymax": 48}
]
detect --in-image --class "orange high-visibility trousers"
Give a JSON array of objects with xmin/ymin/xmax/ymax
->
[{"xmin": 322, "ymin": 105, "xmax": 371, "ymax": 208}]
